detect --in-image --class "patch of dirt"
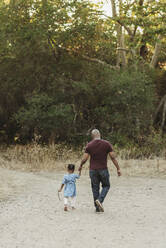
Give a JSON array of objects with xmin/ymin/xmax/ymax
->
[{"xmin": 0, "ymin": 167, "xmax": 166, "ymax": 248}]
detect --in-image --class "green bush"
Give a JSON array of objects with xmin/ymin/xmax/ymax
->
[
  {"xmin": 14, "ymin": 94, "xmax": 75, "ymax": 143},
  {"xmin": 13, "ymin": 64, "xmax": 155, "ymax": 145},
  {"xmin": 0, "ymin": 0, "xmax": 161, "ymax": 151}
]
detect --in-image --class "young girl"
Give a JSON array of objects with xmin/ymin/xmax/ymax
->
[{"xmin": 58, "ymin": 164, "xmax": 80, "ymax": 211}]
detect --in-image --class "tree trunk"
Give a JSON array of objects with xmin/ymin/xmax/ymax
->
[
  {"xmin": 110, "ymin": 0, "xmax": 127, "ymax": 67},
  {"xmin": 9, "ymin": 0, "xmax": 16, "ymax": 6},
  {"xmin": 110, "ymin": 0, "xmax": 116, "ymax": 17},
  {"xmin": 119, "ymin": 0, "xmax": 127, "ymax": 67},
  {"xmin": 153, "ymin": 95, "xmax": 166, "ymax": 135},
  {"xmin": 161, "ymin": 101, "xmax": 166, "ymax": 134},
  {"xmin": 49, "ymin": 131, "xmax": 55, "ymax": 145},
  {"xmin": 150, "ymin": 35, "xmax": 162, "ymax": 68},
  {"xmin": 59, "ymin": 46, "xmax": 117, "ymax": 69},
  {"xmin": 116, "ymin": 24, "xmax": 122, "ymax": 66},
  {"xmin": 120, "ymin": 29, "xmax": 127, "ymax": 67}
]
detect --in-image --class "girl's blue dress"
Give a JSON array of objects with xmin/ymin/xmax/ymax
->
[{"xmin": 62, "ymin": 173, "xmax": 80, "ymax": 197}]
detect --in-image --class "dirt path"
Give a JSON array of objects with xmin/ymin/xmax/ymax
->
[{"xmin": 0, "ymin": 168, "xmax": 166, "ymax": 248}]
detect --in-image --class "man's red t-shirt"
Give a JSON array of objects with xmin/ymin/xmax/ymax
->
[{"xmin": 85, "ymin": 139, "xmax": 113, "ymax": 170}]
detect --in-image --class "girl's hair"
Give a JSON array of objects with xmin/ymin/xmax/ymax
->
[{"xmin": 68, "ymin": 164, "xmax": 75, "ymax": 171}]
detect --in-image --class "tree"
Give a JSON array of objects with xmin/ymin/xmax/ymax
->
[
  {"xmin": 106, "ymin": 0, "xmax": 166, "ymax": 68},
  {"xmin": 0, "ymin": 0, "xmax": 164, "ymax": 144}
]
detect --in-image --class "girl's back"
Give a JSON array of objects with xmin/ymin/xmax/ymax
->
[{"xmin": 63, "ymin": 173, "xmax": 80, "ymax": 197}]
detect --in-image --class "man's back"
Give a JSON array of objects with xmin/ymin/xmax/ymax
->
[
  {"xmin": 79, "ymin": 129, "xmax": 121, "ymax": 212},
  {"xmin": 85, "ymin": 139, "xmax": 113, "ymax": 170}
]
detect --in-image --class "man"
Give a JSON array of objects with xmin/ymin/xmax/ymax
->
[{"xmin": 79, "ymin": 129, "xmax": 121, "ymax": 212}]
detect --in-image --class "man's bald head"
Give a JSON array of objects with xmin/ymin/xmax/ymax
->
[{"xmin": 91, "ymin": 129, "xmax": 101, "ymax": 139}]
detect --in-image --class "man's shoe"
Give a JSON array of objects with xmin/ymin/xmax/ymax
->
[
  {"xmin": 95, "ymin": 207, "xmax": 100, "ymax": 213},
  {"xmin": 95, "ymin": 199, "xmax": 104, "ymax": 212}
]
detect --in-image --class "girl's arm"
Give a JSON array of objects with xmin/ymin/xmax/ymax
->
[{"xmin": 58, "ymin": 184, "xmax": 64, "ymax": 192}]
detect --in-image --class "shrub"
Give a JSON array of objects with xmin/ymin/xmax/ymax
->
[
  {"xmin": 13, "ymin": 65, "xmax": 155, "ymax": 146},
  {"xmin": 14, "ymin": 94, "xmax": 74, "ymax": 143}
]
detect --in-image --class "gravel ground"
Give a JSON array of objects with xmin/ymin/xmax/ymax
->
[{"xmin": 0, "ymin": 168, "xmax": 166, "ymax": 248}]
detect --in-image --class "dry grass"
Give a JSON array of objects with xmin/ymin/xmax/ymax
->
[
  {"xmin": 0, "ymin": 144, "xmax": 166, "ymax": 178},
  {"xmin": 108, "ymin": 158, "xmax": 166, "ymax": 178},
  {"xmin": 0, "ymin": 144, "xmax": 81, "ymax": 171},
  {"xmin": 116, "ymin": 146, "xmax": 166, "ymax": 160}
]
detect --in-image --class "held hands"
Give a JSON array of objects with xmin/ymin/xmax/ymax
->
[
  {"xmin": 117, "ymin": 169, "xmax": 122, "ymax": 177},
  {"xmin": 78, "ymin": 165, "xmax": 82, "ymax": 173},
  {"xmin": 78, "ymin": 165, "xmax": 82, "ymax": 176}
]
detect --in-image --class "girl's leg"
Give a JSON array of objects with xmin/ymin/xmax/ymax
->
[
  {"xmin": 64, "ymin": 197, "xmax": 68, "ymax": 211},
  {"xmin": 70, "ymin": 197, "xmax": 76, "ymax": 209}
]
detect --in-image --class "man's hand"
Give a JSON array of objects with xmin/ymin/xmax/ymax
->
[
  {"xmin": 117, "ymin": 169, "xmax": 122, "ymax": 177},
  {"xmin": 109, "ymin": 152, "xmax": 121, "ymax": 176},
  {"xmin": 58, "ymin": 189, "xmax": 62, "ymax": 192}
]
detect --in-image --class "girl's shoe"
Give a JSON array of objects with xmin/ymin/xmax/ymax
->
[{"xmin": 64, "ymin": 206, "xmax": 68, "ymax": 211}]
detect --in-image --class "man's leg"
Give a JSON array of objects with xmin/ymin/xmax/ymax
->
[
  {"xmin": 98, "ymin": 169, "xmax": 110, "ymax": 204},
  {"xmin": 89, "ymin": 170, "xmax": 100, "ymax": 210}
]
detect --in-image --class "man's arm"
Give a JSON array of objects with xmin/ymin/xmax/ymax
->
[
  {"xmin": 109, "ymin": 151, "xmax": 121, "ymax": 176},
  {"xmin": 78, "ymin": 153, "xmax": 89, "ymax": 172}
]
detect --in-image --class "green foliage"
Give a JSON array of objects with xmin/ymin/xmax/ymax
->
[
  {"xmin": 0, "ymin": 0, "xmax": 165, "ymax": 151},
  {"xmin": 13, "ymin": 62, "xmax": 155, "ymax": 145},
  {"xmin": 14, "ymin": 94, "xmax": 74, "ymax": 141}
]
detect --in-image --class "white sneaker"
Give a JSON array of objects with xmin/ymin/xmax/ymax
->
[{"xmin": 95, "ymin": 200, "xmax": 104, "ymax": 212}]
